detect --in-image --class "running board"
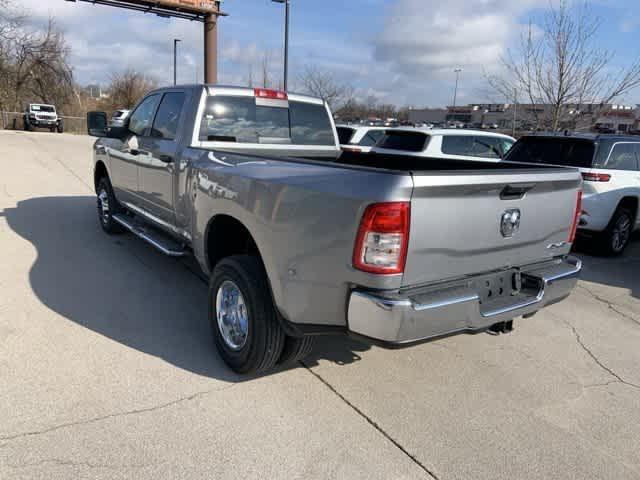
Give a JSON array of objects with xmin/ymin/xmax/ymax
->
[{"xmin": 112, "ymin": 213, "xmax": 188, "ymax": 257}]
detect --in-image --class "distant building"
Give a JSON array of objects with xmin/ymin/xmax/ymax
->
[{"xmin": 408, "ymin": 103, "xmax": 640, "ymax": 133}]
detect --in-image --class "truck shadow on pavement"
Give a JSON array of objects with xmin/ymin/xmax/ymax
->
[
  {"xmin": 573, "ymin": 235, "xmax": 640, "ymax": 301},
  {"xmin": 1, "ymin": 196, "xmax": 370, "ymax": 381}
]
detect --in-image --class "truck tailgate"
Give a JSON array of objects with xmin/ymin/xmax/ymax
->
[{"xmin": 403, "ymin": 168, "xmax": 582, "ymax": 287}]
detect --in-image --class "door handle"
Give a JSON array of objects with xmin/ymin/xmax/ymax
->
[
  {"xmin": 159, "ymin": 154, "xmax": 174, "ymax": 163},
  {"xmin": 500, "ymin": 183, "xmax": 536, "ymax": 200},
  {"xmin": 128, "ymin": 149, "xmax": 150, "ymax": 156}
]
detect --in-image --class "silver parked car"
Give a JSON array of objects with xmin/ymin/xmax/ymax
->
[{"xmin": 109, "ymin": 109, "xmax": 130, "ymax": 127}]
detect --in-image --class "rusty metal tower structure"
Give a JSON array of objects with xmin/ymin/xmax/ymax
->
[{"xmin": 66, "ymin": 0, "xmax": 226, "ymax": 84}]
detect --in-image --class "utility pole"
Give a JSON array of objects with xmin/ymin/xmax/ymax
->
[
  {"xmin": 452, "ymin": 68, "xmax": 462, "ymax": 124},
  {"xmin": 272, "ymin": 0, "xmax": 290, "ymax": 91},
  {"xmin": 513, "ymin": 88, "xmax": 518, "ymax": 137},
  {"xmin": 173, "ymin": 38, "xmax": 181, "ymax": 86}
]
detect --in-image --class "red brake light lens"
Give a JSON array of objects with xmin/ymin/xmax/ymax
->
[
  {"xmin": 353, "ymin": 202, "xmax": 410, "ymax": 274},
  {"xmin": 568, "ymin": 191, "xmax": 583, "ymax": 243},
  {"xmin": 581, "ymin": 172, "xmax": 611, "ymax": 182},
  {"xmin": 254, "ymin": 88, "xmax": 288, "ymax": 100}
]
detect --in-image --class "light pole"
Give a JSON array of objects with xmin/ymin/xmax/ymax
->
[
  {"xmin": 512, "ymin": 88, "xmax": 518, "ymax": 136},
  {"xmin": 173, "ymin": 38, "xmax": 181, "ymax": 86},
  {"xmin": 452, "ymin": 68, "xmax": 463, "ymax": 114},
  {"xmin": 272, "ymin": 0, "xmax": 290, "ymax": 91}
]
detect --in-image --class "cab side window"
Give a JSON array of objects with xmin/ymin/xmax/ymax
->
[
  {"xmin": 128, "ymin": 94, "xmax": 160, "ymax": 136},
  {"xmin": 441, "ymin": 135, "xmax": 474, "ymax": 155},
  {"xmin": 150, "ymin": 92, "xmax": 186, "ymax": 140},
  {"xmin": 606, "ymin": 143, "xmax": 639, "ymax": 171}
]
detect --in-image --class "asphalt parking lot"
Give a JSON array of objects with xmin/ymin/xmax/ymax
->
[{"xmin": 1, "ymin": 130, "xmax": 639, "ymax": 480}]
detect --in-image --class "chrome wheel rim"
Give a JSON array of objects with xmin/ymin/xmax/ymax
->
[
  {"xmin": 97, "ymin": 189, "xmax": 110, "ymax": 224},
  {"xmin": 216, "ymin": 280, "xmax": 249, "ymax": 351},
  {"xmin": 611, "ymin": 215, "xmax": 631, "ymax": 252}
]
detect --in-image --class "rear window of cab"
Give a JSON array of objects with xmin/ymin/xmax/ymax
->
[
  {"xmin": 199, "ymin": 96, "xmax": 335, "ymax": 146},
  {"xmin": 376, "ymin": 131, "xmax": 430, "ymax": 152}
]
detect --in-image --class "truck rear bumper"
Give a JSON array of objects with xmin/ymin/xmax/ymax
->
[{"xmin": 347, "ymin": 256, "xmax": 581, "ymax": 346}]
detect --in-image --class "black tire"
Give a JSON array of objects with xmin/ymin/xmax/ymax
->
[
  {"xmin": 57, "ymin": 123, "xmax": 64, "ymax": 133},
  {"xmin": 96, "ymin": 176, "xmax": 125, "ymax": 234},
  {"xmin": 50, "ymin": 127, "xmax": 55, "ymax": 133},
  {"xmin": 209, "ymin": 255, "xmax": 285, "ymax": 374},
  {"xmin": 23, "ymin": 119, "xmax": 31, "ymax": 131},
  {"xmin": 599, "ymin": 207, "xmax": 634, "ymax": 256},
  {"xmin": 278, "ymin": 335, "xmax": 315, "ymax": 366}
]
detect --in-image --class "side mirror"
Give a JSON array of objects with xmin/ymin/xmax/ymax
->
[{"xmin": 87, "ymin": 111, "xmax": 108, "ymax": 137}]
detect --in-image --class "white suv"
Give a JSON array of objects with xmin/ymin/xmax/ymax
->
[
  {"xmin": 504, "ymin": 134, "xmax": 640, "ymax": 255},
  {"xmin": 371, "ymin": 128, "xmax": 515, "ymax": 162}
]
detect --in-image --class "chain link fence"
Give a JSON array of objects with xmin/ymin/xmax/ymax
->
[{"xmin": 1, "ymin": 111, "xmax": 87, "ymax": 134}]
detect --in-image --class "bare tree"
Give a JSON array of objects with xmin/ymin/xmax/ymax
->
[
  {"xmin": 486, "ymin": 0, "xmax": 640, "ymax": 131},
  {"xmin": 12, "ymin": 19, "xmax": 74, "ymax": 108},
  {"xmin": 260, "ymin": 52, "xmax": 272, "ymax": 89},
  {"xmin": 105, "ymin": 69, "xmax": 157, "ymax": 110},
  {"xmin": 298, "ymin": 66, "xmax": 354, "ymax": 110},
  {"xmin": 0, "ymin": 2, "xmax": 74, "ymax": 114},
  {"xmin": 247, "ymin": 64, "xmax": 254, "ymax": 88}
]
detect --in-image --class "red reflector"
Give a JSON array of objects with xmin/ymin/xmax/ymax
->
[
  {"xmin": 353, "ymin": 202, "xmax": 410, "ymax": 275},
  {"xmin": 581, "ymin": 172, "xmax": 611, "ymax": 182},
  {"xmin": 568, "ymin": 191, "xmax": 582, "ymax": 243},
  {"xmin": 254, "ymin": 88, "xmax": 288, "ymax": 100},
  {"xmin": 341, "ymin": 146, "xmax": 362, "ymax": 153}
]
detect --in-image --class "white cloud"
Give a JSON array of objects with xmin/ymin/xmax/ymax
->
[{"xmin": 375, "ymin": 0, "xmax": 538, "ymax": 76}]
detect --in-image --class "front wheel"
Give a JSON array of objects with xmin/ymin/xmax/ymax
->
[
  {"xmin": 57, "ymin": 123, "xmax": 64, "ymax": 133},
  {"xmin": 96, "ymin": 177, "xmax": 125, "ymax": 234},
  {"xmin": 600, "ymin": 207, "xmax": 634, "ymax": 256},
  {"xmin": 209, "ymin": 255, "xmax": 285, "ymax": 374}
]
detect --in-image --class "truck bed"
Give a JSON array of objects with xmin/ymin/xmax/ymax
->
[{"xmin": 336, "ymin": 150, "xmax": 569, "ymax": 173}]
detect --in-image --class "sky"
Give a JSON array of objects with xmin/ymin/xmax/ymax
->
[{"xmin": 16, "ymin": 0, "xmax": 640, "ymax": 107}]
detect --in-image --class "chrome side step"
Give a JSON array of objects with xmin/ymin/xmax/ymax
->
[{"xmin": 112, "ymin": 213, "xmax": 188, "ymax": 257}]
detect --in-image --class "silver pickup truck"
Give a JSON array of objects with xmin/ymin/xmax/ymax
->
[{"xmin": 86, "ymin": 85, "xmax": 583, "ymax": 374}]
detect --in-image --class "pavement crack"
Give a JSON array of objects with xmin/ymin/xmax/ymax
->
[
  {"xmin": 564, "ymin": 320, "xmax": 640, "ymax": 391},
  {"xmin": 0, "ymin": 385, "xmax": 235, "ymax": 443},
  {"xmin": 300, "ymin": 361, "xmax": 439, "ymax": 480},
  {"xmin": 583, "ymin": 380, "xmax": 621, "ymax": 389},
  {"xmin": 577, "ymin": 285, "xmax": 640, "ymax": 327}
]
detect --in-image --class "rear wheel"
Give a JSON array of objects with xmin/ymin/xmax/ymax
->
[
  {"xmin": 210, "ymin": 255, "xmax": 285, "ymax": 374},
  {"xmin": 96, "ymin": 176, "xmax": 125, "ymax": 234},
  {"xmin": 278, "ymin": 335, "xmax": 315, "ymax": 366},
  {"xmin": 600, "ymin": 207, "xmax": 633, "ymax": 256}
]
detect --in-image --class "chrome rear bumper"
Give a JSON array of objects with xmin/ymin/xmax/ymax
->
[{"xmin": 348, "ymin": 256, "xmax": 581, "ymax": 345}]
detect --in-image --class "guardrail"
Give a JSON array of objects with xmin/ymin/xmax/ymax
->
[{"xmin": 1, "ymin": 111, "xmax": 87, "ymax": 134}]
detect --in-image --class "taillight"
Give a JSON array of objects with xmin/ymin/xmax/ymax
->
[
  {"xmin": 254, "ymin": 88, "xmax": 288, "ymax": 100},
  {"xmin": 581, "ymin": 172, "xmax": 611, "ymax": 182},
  {"xmin": 568, "ymin": 191, "xmax": 583, "ymax": 243},
  {"xmin": 353, "ymin": 202, "xmax": 410, "ymax": 274},
  {"xmin": 341, "ymin": 146, "xmax": 362, "ymax": 153}
]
